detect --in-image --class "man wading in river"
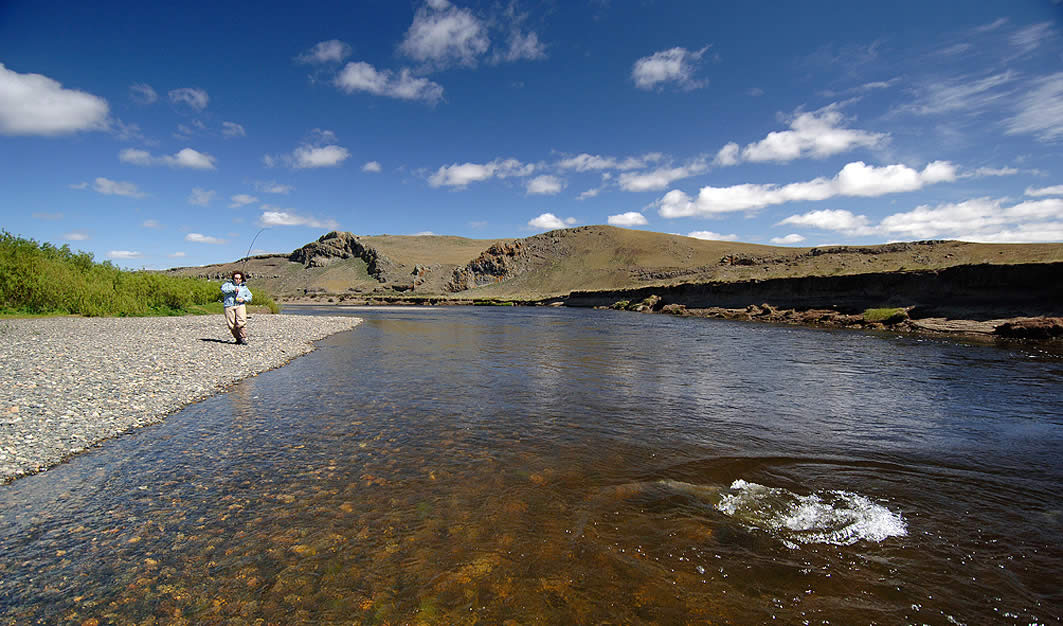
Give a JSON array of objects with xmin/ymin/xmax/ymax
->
[{"xmin": 221, "ymin": 271, "xmax": 253, "ymax": 344}]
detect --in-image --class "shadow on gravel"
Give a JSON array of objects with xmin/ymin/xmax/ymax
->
[{"xmin": 199, "ymin": 338, "xmax": 238, "ymax": 344}]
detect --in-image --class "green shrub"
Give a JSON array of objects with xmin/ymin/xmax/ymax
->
[
  {"xmin": 863, "ymin": 307, "xmax": 909, "ymax": 324},
  {"xmin": 0, "ymin": 230, "xmax": 228, "ymax": 317}
]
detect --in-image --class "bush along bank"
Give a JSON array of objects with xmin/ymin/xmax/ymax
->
[{"xmin": 0, "ymin": 231, "xmax": 278, "ymax": 316}]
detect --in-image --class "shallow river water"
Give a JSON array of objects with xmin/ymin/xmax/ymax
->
[{"xmin": 2, "ymin": 306, "xmax": 1061, "ymax": 624}]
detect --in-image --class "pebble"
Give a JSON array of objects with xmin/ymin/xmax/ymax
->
[{"xmin": 0, "ymin": 313, "xmax": 361, "ymax": 482}]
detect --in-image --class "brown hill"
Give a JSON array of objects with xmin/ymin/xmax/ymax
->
[{"xmin": 165, "ymin": 226, "xmax": 1063, "ymax": 301}]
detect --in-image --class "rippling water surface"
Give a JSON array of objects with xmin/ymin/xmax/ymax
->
[{"xmin": 2, "ymin": 306, "xmax": 1061, "ymax": 624}]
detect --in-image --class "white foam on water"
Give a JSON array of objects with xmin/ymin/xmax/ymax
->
[{"xmin": 715, "ymin": 479, "xmax": 907, "ymax": 549}]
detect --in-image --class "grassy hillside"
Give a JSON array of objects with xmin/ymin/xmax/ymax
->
[{"xmin": 165, "ymin": 226, "xmax": 1063, "ymax": 302}]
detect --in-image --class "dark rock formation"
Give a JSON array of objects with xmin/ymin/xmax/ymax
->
[
  {"xmin": 447, "ymin": 241, "xmax": 528, "ymax": 292},
  {"xmin": 288, "ymin": 231, "xmax": 399, "ymax": 282},
  {"xmin": 994, "ymin": 317, "xmax": 1063, "ymax": 339}
]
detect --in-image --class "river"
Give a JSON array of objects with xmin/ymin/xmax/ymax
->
[{"xmin": 2, "ymin": 306, "xmax": 1061, "ymax": 624}]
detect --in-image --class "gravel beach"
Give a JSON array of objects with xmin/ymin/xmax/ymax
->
[{"xmin": 0, "ymin": 313, "xmax": 361, "ymax": 482}]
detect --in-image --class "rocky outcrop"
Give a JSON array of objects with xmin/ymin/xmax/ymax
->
[
  {"xmin": 288, "ymin": 231, "xmax": 399, "ymax": 282},
  {"xmin": 994, "ymin": 317, "xmax": 1063, "ymax": 339},
  {"xmin": 447, "ymin": 241, "xmax": 528, "ymax": 292}
]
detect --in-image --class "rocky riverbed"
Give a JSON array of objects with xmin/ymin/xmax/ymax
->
[{"xmin": 0, "ymin": 314, "xmax": 361, "ymax": 482}]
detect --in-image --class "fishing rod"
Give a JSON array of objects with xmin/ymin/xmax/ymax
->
[{"xmin": 241, "ymin": 227, "xmax": 268, "ymax": 279}]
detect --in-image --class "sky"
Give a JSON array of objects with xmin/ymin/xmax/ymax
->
[{"xmin": 1, "ymin": 0, "xmax": 1062, "ymax": 269}]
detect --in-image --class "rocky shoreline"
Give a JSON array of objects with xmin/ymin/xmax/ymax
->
[{"xmin": 0, "ymin": 314, "xmax": 361, "ymax": 483}]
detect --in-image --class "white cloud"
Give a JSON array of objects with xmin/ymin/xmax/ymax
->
[
  {"xmin": 770, "ymin": 233, "xmax": 807, "ymax": 245},
  {"xmin": 229, "ymin": 194, "xmax": 258, "ymax": 207},
  {"xmin": 528, "ymin": 212, "xmax": 575, "ymax": 230},
  {"xmin": 607, "ymin": 212, "xmax": 649, "ymax": 226},
  {"xmin": 292, "ymin": 144, "xmax": 350, "ymax": 168},
  {"xmin": 497, "ymin": 30, "xmax": 546, "ymax": 62},
  {"xmin": 334, "ymin": 62, "xmax": 444, "ymax": 104},
  {"xmin": 362, "ymin": 161, "xmax": 382, "ymax": 173},
  {"xmin": 119, "ymin": 147, "xmax": 216, "ymax": 169},
  {"xmin": 778, "ymin": 210, "xmax": 876, "ymax": 236},
  {"xmin": 168, "ymin": 87, "xmax": 208, "ymax": 111},
  {"xmin": 721, "ymin": 104, "xmax": 887, "ymax": 165},
  {"xmin": 188, "ymin": 188, "xmax": 215, "ymax": 206},
  {"xmin": 63, "ymin": 231, "xmax": 89, "ymax": 241},
  {"xmin": 222, "ymin": 121, "xmax": 246, "ymax": 137},
  {"xmin": 1006, "ymin": 72, "xmax": 1063, "ymax": 142},
  {"xmin": 1010, "ymin": 22, "xmax": 1055, "ymax": 55},
  {"xmin": 90, "ymin": 177, "xmax": 146, "ymax": 198},
  {"xmin": 429, "ymin": 157, "xmax": 534, "ymax": 188},
  {"xmin": 259, "ymin": 208, "xmax": 339, "ymax": 229},
  {"xmin": 254, "ymin": 181, "xmax": 294, "ymax": 194},
  {"xmin": 0, "ymin": 63, "xmax": 109, "ymax": 135},
  {"xmin": 142, "ymin": 219, "xmax": 162, "ymax": 229},
  {"xmin": 412, "ymin": 231, "xmax": 437, "ymax": 236},
  {"xmin": 969, "ymin": 166, "xmax": 1019, "ymax": 177},
  {"xmin": 898, "ymin": 71, "xmax": 1015, "ymax": 116},
  {"xmin": 713, "ymin": 142, "xmax": 740, "ymax": 166},
  {"xmin": 557, "ymin": 152, "xmax": 663, "ymax": 171},
  {"xmin": 1027, "ymin": 184, "xmax": 1063, "ymax": 197},
  {"xmin": 577, "ymin": 187, "xmax": 602, "ymax": 200},
  {"xmin": 107, "ymin": 250, "xmax": 142, "ymax": 259},
  {"xmin": 185, "ymin": 233, "xmax": 225, "ymax": 244},
  {"xmin": 129, "ymin": 83, "xmax": 157, "ymax": 104},
  {"xmin": 632, "ymin": 46, "xmax": 709, "ymax": 91},
  {"xmin": 618, "ymin": 160, "xmax": 708, "ymax": 192},
  {"xmin": 400, "ymin": 1, "xmax": 489, "ymax": 68},
  {"xmin": 168, "ymin": 252, "xmax": 186, "ymax": 258},
  {"xmin": 527, "ymin": 175, "xmax": 563, "ymax": 195},
  {"xmin": 778, "ymin": 197, "xmax": 1063, "ymax": 243},
  {"xmin": 658, "ymin": 160, "xmax": 956, "ymax": 218},
  {"xmin": 296, "ymin": 39, "xmax": 352, "ymax": 64},
  {"xmin": 687, "ymin": 231, "xmax": 738, "ymax": 241}
]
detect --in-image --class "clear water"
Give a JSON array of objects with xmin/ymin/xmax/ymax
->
[{"xmin": 2, "ymin": 306, "xmax": 1061, "ymax": 624}]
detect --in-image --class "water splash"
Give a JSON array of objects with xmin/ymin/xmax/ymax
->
[{"xmin": 715, "ymin": 479, "xmax": 907, "ymax": 548}]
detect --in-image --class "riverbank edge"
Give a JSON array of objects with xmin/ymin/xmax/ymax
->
[{"xmin": 0, "ymin": 314, "xmax": 362, "ymax": 484}]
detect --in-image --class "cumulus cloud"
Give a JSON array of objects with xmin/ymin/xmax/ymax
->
[
  {"xmin": 222, "ymin": 121, "xmax": 246, "ymax": 137},
  {"xmin": 129, "ymin": 82, "xmax": 158, "ymax": 104},
  {"xmin": 777, "ymin": 197, "xmax": 1063, "ymax": 243},
  {"xmin": 528, "ymin": 212, "xmax": 576, "ymax": 230},
  {"xmin": 718, "ymin": 104, "xmax": 887, "ymax": 165},
  {"xmin": 0, "ymin": 63, "xmax": 109, "ymax": 135},
  {"xmin": 296, "ymin": 39, "xmax": 352, "ymax": 64},
  {"xmin": 657, "ymin": 160, "xmax": 956, "ymax": 218},
  {"xmin": 557, "ymin": 152, "xmax": 663, "ymax": 171},
  {"xmin": 400, "ymin": 1, "xmax": 490, "ymax": 68},
  {"xmin": 259, "ymin": 208, "xmax": 339, "ymax": 229},
  {"xmin": 687, "ymin": 231, "xmax": 738, "ymax": 241},
  {"xmin": 496, "ymin": 30, "xmax": 546, "ymax": 63},
  {"xmin": 429, "ymin": 157, "xmax": 534, "ymax": 188},
  {"xmin": 168, "ymin": 87, "xmax": 209, "ymax": 111},
  {"xmin": 188, "ymin": 188, "xmax": 215, "ymax": 206},
  {"xmin": 119, "ymin": 147, "xmax": 216, "ymax": 169},
  {"xmin": 362, "ymin": 161, "xmax": 382, "ymax": 173},
  {"xmin": 266, "ymin": 131, "xmax": 351, "ymax": 169},
  {"xmin": 334, "ymin": 62, "xmax": 444, "ymax": 104},
  {"xmin": 1006, "ymin": 72, "xmax": 1063, "ymax": 142},
  {"xmin": 185, "ymin": 233, "xmax": 225, "ymax": 244},
  {"xmin": 1027, "ymin": 184, "xmax": 1063, "ymax": 197},
  {"xmin": 618, "ymin": 160, "xmax": 708, "ymax": 192},
  {"xmin": 107, "ymin": 250, "xmax": 142, "ymax": 259},
  {"xmin": 608, "ymin": 212, "xmax": 649, "ymax": 226},
  {"xmin": 229, "ymin": 194, "xmax": 258, "ymax": 207},
  {"xmin": 770, "ymin": 233, "xmax": 807, "ymax": 245},
  {"xmin": 86, "ymin": 177, "xmax": 146, "ymax": 198},
  {"xmin": 632, "ymin": 46, "xmax": 709, "ymax": 91},
  {"xmin": 527, "ymin": 175, "xmax": 563, "ymax": 195}
]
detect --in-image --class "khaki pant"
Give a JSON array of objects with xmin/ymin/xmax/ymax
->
[{"xmin": 225, "ymin": 305, "xmax": 248, "ymax": 342}]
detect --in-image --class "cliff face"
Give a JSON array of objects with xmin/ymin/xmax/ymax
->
[
  {"xmin": 565, "ymin": 262, "xmax": 1063, "ymax": 319},
  {"xmin": 446, "ymin": 241, "xmax": 529, "ymax": 292},
  {"xmin": 289, "ymin": 231, "xmax": 400, "ymax": 283}
]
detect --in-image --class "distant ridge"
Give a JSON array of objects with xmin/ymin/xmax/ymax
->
[{"xmin": 165, "ymin": 225, "xmax": 1063, "ymax": 301}]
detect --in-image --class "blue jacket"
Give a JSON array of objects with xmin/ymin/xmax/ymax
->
[{"xmin": 221, "ymin": 281, "xmax": 253, "ymax": 308}]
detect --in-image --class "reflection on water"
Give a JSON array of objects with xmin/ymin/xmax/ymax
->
[{"xmin": 1, "ymin": 306, "xmax": 1061, "ymax": 624}]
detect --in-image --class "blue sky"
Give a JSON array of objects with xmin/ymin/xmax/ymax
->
[{"xmin": 1, "ymin": 0, "xmax": 1062, "ymax": 268}]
